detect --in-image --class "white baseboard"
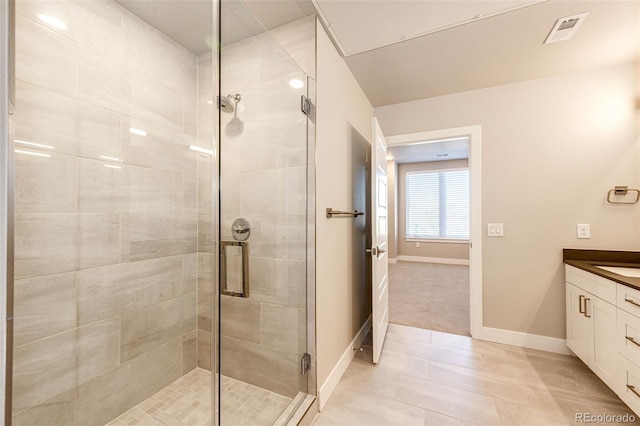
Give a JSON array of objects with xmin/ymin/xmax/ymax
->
[
  {"xmin": 388, "ymin": 257, "xmax": 398, "ymax": 264},
  {"xmin": 318, "ymin": 315, "xmax": 372, "ymax": 411},
  {"xmin": 397, "ymin": 255, "xmax": 470, "ymax": 266},
  {"xmin": 473, "ymin": 326, "xmax": 570, "ymax": 355}
]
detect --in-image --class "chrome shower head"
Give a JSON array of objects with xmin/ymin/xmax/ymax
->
[
  {"xmin": 218, "ymin": 93, "xmax": 241, "ymax": 113},
  {"xmin": 218, "ymin": 95, "xmax": 234, "ymax": 113}
]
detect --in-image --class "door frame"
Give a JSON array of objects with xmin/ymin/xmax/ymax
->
[{"xmin": 385, "ymin": 125, "xmax": 483, "ymax": 337}]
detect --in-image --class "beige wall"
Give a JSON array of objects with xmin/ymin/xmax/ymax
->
[
  {"xmin": 396, "ymin": 159, "xmax": 470, "ymax": 260},
  {"xmin": 375, "ymin": 62, "xmax": 640, "ymax": 339},
  {"xmin": 316, "ymin": 19, "xmax": 374, "ymax": 387}
]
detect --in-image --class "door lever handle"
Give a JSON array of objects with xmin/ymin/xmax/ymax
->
[{"xmin": 366, "ymin": 246, "xmax": 386, "ymax": 257}]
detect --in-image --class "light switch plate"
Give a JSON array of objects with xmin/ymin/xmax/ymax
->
[
  {"xmin": 487, "ymin": 223, "xmax": 504, "ymax": 237},
  {"xmin": 577, "ymin": 224, "xmax": 591, "ymax": 239}
]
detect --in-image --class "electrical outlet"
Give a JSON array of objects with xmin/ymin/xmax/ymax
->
[
  {"xmin": 415, "ymin": 241, "xmax": 420, "ymax": 248},
  {"xmin": 577, "ymin": 224, "xmax": 591, "ymax": 239}
]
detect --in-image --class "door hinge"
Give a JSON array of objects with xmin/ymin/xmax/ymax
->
[
  {"xmin": 300, "ymin": 352, "xmax": 311, "ymax": 375},
  {"xmin": 301, "ymin": 95, "xmax": 314, "ymax": 118}
]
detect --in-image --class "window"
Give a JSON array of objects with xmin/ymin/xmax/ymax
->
[{"xmin": 406, "ymin": 169, "xmax": 469, "ymax": 240}]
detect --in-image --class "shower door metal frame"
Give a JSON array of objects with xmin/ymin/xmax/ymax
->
[
  {"xmin": 211, "ymin": 0, "xmax": 221, "ymax": 424},
  {"xmin": 1, "ymin": 0, "xmax": 15, "ymax": 423}
]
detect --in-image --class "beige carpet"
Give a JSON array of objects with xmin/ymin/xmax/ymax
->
[{"xmin": 388, "ymin": 261, "xmax": 470, "ymax": 336}]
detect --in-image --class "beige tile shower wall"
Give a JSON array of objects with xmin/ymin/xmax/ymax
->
[
  {"xmin": 203, "ymin": 16, "xmax": 315, "ymax": 398},
  {"xmin": 12, "ymin": 0, "xmax": 199, "ymax": 423}
]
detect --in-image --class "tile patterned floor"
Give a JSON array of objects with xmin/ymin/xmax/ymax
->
[
  {"xmin": 312, "ymin": 324, "xmax": 640, "ymax": 426},
  {"xmin": 220, "ymin": 375, "xmax": 292, "ymax": 425},
  {"xmin": 106, "ymin": 368, "xmax": 291, "ymax": 426}
]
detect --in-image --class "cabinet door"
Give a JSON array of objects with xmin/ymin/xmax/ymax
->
[
  {"xmin": 589, "ymin": 295, "xmax": 617, "ymax": 388},
  {"xmin": 616, "ymin": 353, "xmax": 640, "ymax": 416},
  {"xmin": 566, "ymin": 283, "xmax": 590, "ymax": 363}
]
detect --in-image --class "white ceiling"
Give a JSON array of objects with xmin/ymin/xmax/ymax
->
[
  {"xmin": 312, "ymin": 0, "xmax": 545, "ymax": 56},
  {"xmin": 116, "ymin": 0, "xmax": 640, "ymax": 107},
  {"xmin": 339, "ymin": 0, "xmax": 640, "ymax": 106},
  {"xmin": 388, "ymin": 137, "xmax": 469, "ymax": 164},
  {"xmin": 248, "ymin": 0, "xmax": 640, "ymax": 106}
]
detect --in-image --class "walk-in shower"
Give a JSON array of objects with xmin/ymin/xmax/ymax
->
[{"xmin": 5, "ymin": 0, "xmax": 315, "ymax": 424}]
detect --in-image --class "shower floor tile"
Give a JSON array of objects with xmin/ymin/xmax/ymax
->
[
  {"xmin": 220, "ymin": 375, "xmax": 292, "ymax": 425},
  {"xmin": 105, "ymin": 368, "xmax": 291, "ymax": 426}
]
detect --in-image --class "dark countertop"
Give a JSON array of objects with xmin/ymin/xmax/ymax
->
[{"xmin": 563, "ymin": 249, "xmax": 640, "ymax": 291}]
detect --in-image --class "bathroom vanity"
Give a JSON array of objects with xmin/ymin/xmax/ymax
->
[{"xmin": 564, "ymin": 249, "xmax": 640, "ymax": 416}]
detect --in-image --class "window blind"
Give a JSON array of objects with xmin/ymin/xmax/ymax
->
[{"xmin": 406, "ymin": 169, "xmax": 469, "ymax": 240}]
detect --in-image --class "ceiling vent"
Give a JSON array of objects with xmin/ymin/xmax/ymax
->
[{"xmin": 544, "ymin": 12, "xmax": 589, "ymax": 44}]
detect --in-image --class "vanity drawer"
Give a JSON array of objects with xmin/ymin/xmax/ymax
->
[
  {"xmin": 616, "ymin": 353, "xmax": 640, "ymax": 416},
  {"xmin": 618, "ymin": 284, "xmax": 640, "ymax": 318},
  {"xmin": 618, "ymin": 308, "xmax": 640, "ymax": 368},
  {"xmin": 566, "ymin": 265, "xmax": 617, "ymax": 304}
]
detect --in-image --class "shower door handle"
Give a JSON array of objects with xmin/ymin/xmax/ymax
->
[{"xmin": 220, "ymin": 241, "xmax": 250, "ymax": 298}]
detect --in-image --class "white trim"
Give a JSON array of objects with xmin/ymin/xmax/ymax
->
[
  {"xmin": 387, "ymin": 127, "xmax": 477, "ymax": 146},
  {"xmin": 404, "ymin": 238, "xmax": 469, "ymax": 244},
  {"xmin": 387, "ymin": 125, "xmax": 483, "ymax": 337},
  {"xmin": 397, "ymin": 255, "xmax": 469, "ymax": 266},
  {"xmin": 388, "ymin": 257, "xmax": 398, "ymax": 264},
  {"xmin": 474, "ymin": 326, "xmax": 570, "ymax": 355},
  {"xmin": 318, "ymin": 315, "xmax": 372, "ymax": 411},
  {"xmin": 406, "ymin": 166, "xmax": 468, "ymax": 175}
]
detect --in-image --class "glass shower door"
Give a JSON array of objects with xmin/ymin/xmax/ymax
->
[
  {"xmin": 218, "ymin": 1, "xmax": 312, "ymax": 424},
  {"xmin": 10, "ymin": 0, "xmax": 217, "ymax": 424}
]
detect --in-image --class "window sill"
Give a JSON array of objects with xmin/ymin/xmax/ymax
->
[{"xmin": 404, "ymin": 238, "xmax": 469, "ymax": 244}]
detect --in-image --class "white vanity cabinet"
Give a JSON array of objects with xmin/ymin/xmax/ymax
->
[
  {"xmin": 565, "ymin": 264, "xmax": 640, "ymax": 415},
  {"xmin": 565, "ymin": 265, "xmax": 617, "ymax": 389}
]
